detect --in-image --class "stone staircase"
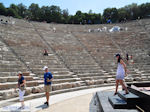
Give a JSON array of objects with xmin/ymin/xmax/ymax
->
[{"xmin": 108, "ymin": 91, "xmax": 139, "ymax": 109}]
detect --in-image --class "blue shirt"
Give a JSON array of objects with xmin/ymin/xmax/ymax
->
[
  {"xmin": 44, "ymin": 72, "xmax": 53, "ymax": 85},
  {"xmin": 18, "ymin": 76, "xmax": 24, "ymax": 86}
]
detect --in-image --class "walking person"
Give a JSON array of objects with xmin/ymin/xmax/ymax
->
[
  {"xmin": 43, "ymin": 66, "xmax": 53, "ymax": 106},
  {"xmin": 15, "ymin": 72, "xmax": 26, "ymax": 109},
  {"xmin": 126, "ymin": 53, "xmax": 129, "ymax": 64},
  {"xmin": 114, "ymin": 54, "xmax": 129, "ymax": 95}
]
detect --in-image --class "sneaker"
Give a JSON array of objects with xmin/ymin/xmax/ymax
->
[
  {"xmin": 114, "ymin": 92, "xmax": 118, "ymax": 96},
  {"xmin": 18, "ymin": 106, "xmax": 25, "ymax": 110},
  {"xmin": 44, "ymin": 102, "xmax": 47, "ymax": 105},
  {"xmin": 18, "ymin": 106, "xmax": 22, "ymax": 110},
  {"xmin": 44, "ymin": 102, "xmax": 49, "ymax": 106}
]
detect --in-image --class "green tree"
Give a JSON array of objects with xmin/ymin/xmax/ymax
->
[
  {"xmin": 124, "ymin": 3, "xmax": 140, "ymax": 20},
  {"xmin": 62, "ymin": 9, "xmax": 69, "ymax": 23},
  {"xmin": 29, "ymin": 3, "xmax": 40, "ymax": 20},
  {"xmin": 139, "ymin": 3, "xmax": 150, "ymax": 18},
  {"xmin": 6, "ymin": 8, "xmax": 18, "ymax": 17},
  {"xmin": 17, "ymin": 3, "xmax": 27, "ymax": 18},
  {"xmin": 118, "ymin": 8, "xmax": 128, "ymax": 22},
  {"xmin": 0, "ymin": 3, "xmax": 6, "ymax": 15},
  {"xmin": 49, "ymin": 5, "xmax": 62, "ymax": 23},
  {"xmin": 103, "ymin": 8, "xmax": 118, "ymax": 23}
]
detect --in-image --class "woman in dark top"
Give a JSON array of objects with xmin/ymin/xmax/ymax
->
[{"xmin": 15, "ymin": 71, "xmax": 26, "ymax": 109}]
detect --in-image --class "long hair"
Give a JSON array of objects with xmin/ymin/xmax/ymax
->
[{"xmin": 117, "ymin": 55, "xmax": 122, "ymax": 63}]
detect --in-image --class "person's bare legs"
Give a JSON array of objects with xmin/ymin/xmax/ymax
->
[
  {"xmin": 119, "ymin": 80, "xmax": 129, "ymax": 94},
  {"xmin": 46, "ymin": 92, "xmax": 49, "ymax": 102},
  {"xmin": 21, "ymin": 101, "xmax": 24, "ymax": 107},
  {"xmin": 114, "ymin": 80, "xmax": 119, "ymax": 95}
]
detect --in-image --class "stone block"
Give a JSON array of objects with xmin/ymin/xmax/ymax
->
[
  {"xmin": 134, "ymin": 77, "xmax": 142, "ymax": 81},
  {"xmin": 0, "ymin": 78, "xmax": 7, "ymax": 83},
  {"xmin": 23, "ymin": 72, "xmax": 30, "ymax": 76},
  {"xmin": 85, "ymin": 80, "xmax": 95, "ymax": 85},
  {"xmin": 7, "ymin": 77, "xmax": 17, "ymax": 82},
  {"xmin": 62, "ymin": 83, "xmax": 72, "ymax": 89},
  {"xmin": 94, "ymin": 79, "xmax": 104, "ymax": 84},
  {"xmin": 125, "ymin": 77, "xmax": 133, "ymax": 82},
  {"xmin": 52, "ymin": 84, "xmax": 62, "ymax": 91},
  {"xmin": 25, "ymin": 88, "xmax": 32, "ymax": 96}
]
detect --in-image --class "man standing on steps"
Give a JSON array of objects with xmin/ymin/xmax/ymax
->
[{"xmin": 43, "ymin": 66, "xmax": 53, "ymax": 106}]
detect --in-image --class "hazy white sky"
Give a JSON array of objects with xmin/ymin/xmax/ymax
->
[{"xmin": 0, "ymin": 0, "xmax": 149, "ymax": 14}]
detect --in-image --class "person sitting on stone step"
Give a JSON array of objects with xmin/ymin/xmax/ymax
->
[{"xmin": 43, "ymin": 49, "xmax": 48, "ymax": 56}]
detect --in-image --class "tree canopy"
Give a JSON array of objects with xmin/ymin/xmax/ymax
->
[{"xmin": 0, "ymin": 2, "xmax": 150, "ymax": 24}]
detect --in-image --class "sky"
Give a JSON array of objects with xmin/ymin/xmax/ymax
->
[{"xmin": 0, "ymin": 0, "xmax": 149, "ymax": 15}]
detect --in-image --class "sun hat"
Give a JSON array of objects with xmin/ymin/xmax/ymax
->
[
  {"xmin": 43, "ymin": 66, "xmax": 48, "ymax": 70},
  {"xmin": 18, "ymin": 71, "xmax": 22, "ymax": 75}
]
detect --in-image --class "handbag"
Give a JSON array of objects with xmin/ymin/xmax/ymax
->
[{"xmin": 19, "ymin": 84, "xmax": 26, "ymax": 91}]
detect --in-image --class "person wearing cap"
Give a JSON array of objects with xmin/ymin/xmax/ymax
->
[
  {"xmin": 43, "ymin": 66, "xmax": 53, "ymax": 106},
  {"xmin": 114, "ymin": 54, "xmax": 129, "ymax": 95},
  {"xmin": 15, "ymin": 72, "xmax": 26, "ymax": 109}
]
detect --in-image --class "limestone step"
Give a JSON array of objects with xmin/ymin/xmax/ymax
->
[
  {"xmin": 118, "ymin": 91, "xmax": 139, "ymax": 104},
  {"xmin": 0, "ymin": 65, "xmax": 24, "ymax": 68},
  {"xmin": 77, "ymin": 73, "xmax": 115, "ymax": 78},
  {"xmin": 0, "ymin": 81, "xmax": 39, "ymax": 90},
  {"xmin": 31, "ymin": 68, "xmax": 68, "ymax": 72},
  {"xmin": 0, "ymin": 68, "xmax": 27, "ymax": 72},
  {"xmin": 108, "ymin": 94, "xmax": 127, "ymax": 109},
  {"xmin": 0, "ymin": 72, "xmax": 30, "ymax": 77},
  {"xmin": 29, "ymin": 64, "xmax": 66, "ymax": 68},
  {"xmin": 73, "ymin": 70, "xmax": 103, "ymax": 74},
  {"xmin": 35, "ymin": 71, "xmax": 71, "ymax": 76},
  {"xmin": 0, "ymin": 82, "xmax": 116, "ymax": 108},
  {"xmin": 0, "ymin": 76, "xmax": 33, "ymax": 83},
  {"xmin": 70, "ymin": 66, "xmax": 101, "ymax": 69},
  {"xmin": 0, "ymin": 96, "xmax": 2, "ymax": 100},
  {"xmin": 0, "ymin": 81, "xmax": 81, "ymax": 100},
  {"xmin": 53, "ymin": 75, "xmax": 73, "ymax": 79},
  {"xmin": 77, "ymin": 73, "xmax": 104, "ymax": 77},
  {"xmin": 37, "ymin": 78, "xmax": 81, "ymax": 84},
  {"xmin": 0, "ymin": 85, "xmax": 44, "ymax": 100},
  {"xmin": 80, "ymin": 75, "xmax": 115, "ymax": 81}
]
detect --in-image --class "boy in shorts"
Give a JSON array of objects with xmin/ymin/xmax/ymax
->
[{"xmin": 43, "ymin": 66, "xmax": 53, "ymax": 106}]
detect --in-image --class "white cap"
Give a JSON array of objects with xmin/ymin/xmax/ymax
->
[
  {"xmin": 18, "ymin": 71, "xmax": 22, "ymax": 75},
  {"xmin": 43, "ymin": 66, "xmax": 48, "ymax": 70}
]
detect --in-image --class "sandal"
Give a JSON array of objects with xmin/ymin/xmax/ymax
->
[
  {"xmin": 125, "ymin": 91, "xmax": 129, "ymax": 94},
  {"xmin": 114, "ymin": 92, "xmax": 118, "ymax": 95}
]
